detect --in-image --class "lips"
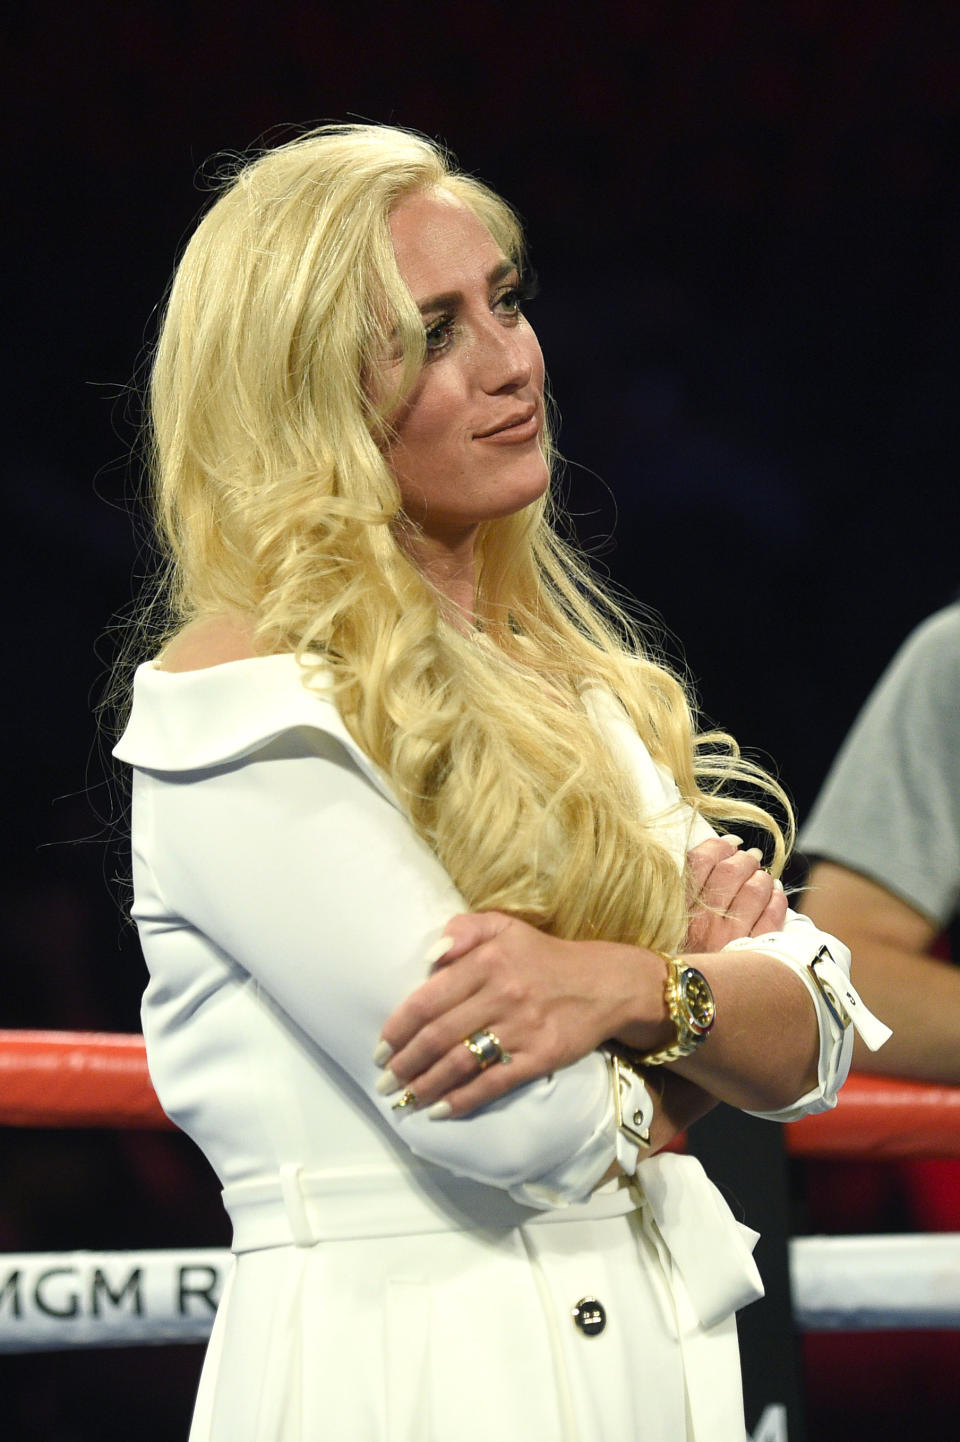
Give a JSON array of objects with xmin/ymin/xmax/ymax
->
[{"xmin": 474, "ymin": 405, "xmax": 539, "ymax": 441}]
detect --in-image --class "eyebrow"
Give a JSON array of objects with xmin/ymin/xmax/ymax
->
[{"xmin": 416, "ymin": 259, "xmax": 518, "ymax": 316}]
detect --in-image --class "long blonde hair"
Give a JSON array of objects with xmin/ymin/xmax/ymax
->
[{"xmin": 147, "ymin": 123, "xmax": 791, "ymax": 953}]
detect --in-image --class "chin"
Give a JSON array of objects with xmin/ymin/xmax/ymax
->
[{"xmin": 491, "ymin": 454, "xmax": 550, "ymax": 517}]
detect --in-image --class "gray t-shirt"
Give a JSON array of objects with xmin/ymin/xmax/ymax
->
[{"xmin": 799, "ymin": 603, "xmax": 960, "ymax": 927}]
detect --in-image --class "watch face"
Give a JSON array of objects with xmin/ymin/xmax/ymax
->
[{"xmin": 680, "ymin": 968, "xmax": 716, "ymax": 1035}]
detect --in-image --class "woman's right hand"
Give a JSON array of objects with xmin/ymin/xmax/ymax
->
[
  {"xmin": 683, "ymin": 836, "xmax": 788, "ymax": 952},
  {"xmin": 377, "ymin": 912, "xmax": 669, "ymax": 1119}
]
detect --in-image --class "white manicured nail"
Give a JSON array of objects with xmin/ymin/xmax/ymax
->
[
  {"xmin": 724, "ymin": 835, "xmax": 744, "ymax": 848},
  {"xmin": 376, "ymin": 1068, "xmax": 400, "ymax": 1095},
  {"xmin": 373, "ymin": 1039, "xmax": 393, "ymax": 1066},
  {"xmin": 746, "ymin": 847, "xmax": 764, "ymax": 861},
  {"xmin": 424, "ymin": 935, "xmax": 455, "ymax": 965},
  {"xmin": 428, "ymin": 1101, "xmax": 453, "ymax": 1120},
  {"xmin": 774, "ymin": 879, "xmax": 785, "ymax": 893}
]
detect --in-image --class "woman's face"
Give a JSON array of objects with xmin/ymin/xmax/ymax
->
[{"xmin": 381, "ymin": 188, "xmax": 548, "ymax": 547}]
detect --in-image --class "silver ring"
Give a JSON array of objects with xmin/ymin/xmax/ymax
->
[{"xmin": 463, "ymin": 1029, "xmax": 512, "ymax": 1070}]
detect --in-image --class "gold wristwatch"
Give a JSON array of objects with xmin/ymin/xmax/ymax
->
[{"xmin": 642, "ymin": 956, "xmax": 716, "ymax": 1065}]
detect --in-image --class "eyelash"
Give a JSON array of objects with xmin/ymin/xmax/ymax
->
[{"xmin": 424, "ymin": 271, "xmax": 540, "ymax": 355}]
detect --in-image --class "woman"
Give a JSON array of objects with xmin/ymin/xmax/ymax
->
[{"xmin": 114, "ymin": 124, "xmax": 887, "ymax": 1441}]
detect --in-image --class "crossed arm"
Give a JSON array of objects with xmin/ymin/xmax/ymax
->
[
  {"xmin": 377, "ymin": 837, "xmax": 821, "ymax": 1143},
  {"xmin": 141, "ymin": 730, "xmax": 847, "ymax": 1200}
]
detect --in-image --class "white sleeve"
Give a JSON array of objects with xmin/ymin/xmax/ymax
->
[
  {"xmin": 135, "ymin": 727, "xmax": 621, "ymax": 1208},
  {"xmin": 722, "ymin": 910, "xmax": 892, "ymax": 1122}
]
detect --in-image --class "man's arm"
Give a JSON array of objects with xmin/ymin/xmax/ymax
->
[{"xmin": 799, "ymin": 860, "xmax": 960, "ymax": 1082}]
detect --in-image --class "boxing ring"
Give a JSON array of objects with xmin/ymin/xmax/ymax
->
[{"xmin": 2, "ymin": 1029, "xmax": 960, "ymax": 1352}]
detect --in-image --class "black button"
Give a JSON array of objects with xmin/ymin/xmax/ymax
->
[{"xmin": 571, "ymin": 1296, "xmax": 606, "ymax": 1336}]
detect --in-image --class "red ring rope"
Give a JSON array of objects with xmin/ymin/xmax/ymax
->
[
  {"xmin": 787, "ymin": 1072, "xmax": 960, "ymax": 1159},
  {"xmin": 0, "ymin": 1030, "xmax": 171, "ymax": 1129},
  {"xmin": 2, "ymin": 1030, "xmax": 960, "ymax": 1157}
]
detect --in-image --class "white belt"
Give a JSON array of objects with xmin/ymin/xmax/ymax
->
[
  {"xmin": 224, "ymin": 1160, "xmax": 640, "ymax": 1252},
  {"xmin": 223, "ymin": 1153, "xmax": 762, "ymax": 1334}
]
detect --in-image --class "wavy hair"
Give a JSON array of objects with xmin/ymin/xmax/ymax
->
[{"xmin": 146, "ymin": 123, "xmax": 791, "ymax": 953}]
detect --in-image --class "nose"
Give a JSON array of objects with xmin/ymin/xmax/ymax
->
[{"xmin": 475, "ymin": 317, "xmax": 533, "ymax": 394}]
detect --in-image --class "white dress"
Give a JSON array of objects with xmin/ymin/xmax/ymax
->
[{"xmin": 114, "ymin": 654, "xmax": 861, "ymax": 1442}]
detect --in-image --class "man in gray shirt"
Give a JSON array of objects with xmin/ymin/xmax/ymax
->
[{"xmin": 799, "ymin": 603, "xmax": 960, "ymax": 1082}]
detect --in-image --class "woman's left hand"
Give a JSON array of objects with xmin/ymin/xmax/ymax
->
[
  {"xmin": 377, "ymin": 912, "xmax": 666, "ymax": 1118},
  {"xmin": 684, "ymin": 836, "xmax": 788, "ymax": 952}
]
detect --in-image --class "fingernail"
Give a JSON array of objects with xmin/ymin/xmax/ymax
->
[
  {"xmin": 724, "ymin": 834, "xmax": 744, "ymax": 848},
  {"xmin": 424, "ymin": 935, "xmax": 455, "ymax": 965},
  {"xmin": 428, "ymin": 1101, "xmax": 452, "ymax": 1120},
  {"xmin": 376, "ymin": 1068, "xmax": 400, "ymax": 1096},
  {"xmin": 746, "ymin": 847, "xmax": 764, "ymax": 861},
  {"xmin": 373, "ymin": 1039, "xmax": 393, "ymax": 1066},
  {"xmin": 774, "ymin": 878, "xmax": 785, "ymax": 892},
  {"xmin": 391, "ymin": 1089, "xmax": 417, "ymax": 1112}
]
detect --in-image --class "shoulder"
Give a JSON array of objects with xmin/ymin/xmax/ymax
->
[
  {"xmin": 156, "ymin": 614, "xmax": 260, "ymax": 672},
  {"xmin": 856, "ymin": 603, "xmax": 960, "ymax": 732},
  {"xmin": 875, "ymin": 603, "xmax": 960, "ymax": 694},
  {"xmin": 827, "ymin": 606, "xmax": 960, "ymax": 760},
  {"xmin": 114, "ymin": 646, "xmax": 400, "ymax": 809},
  {"xmin": 799, "ymin": 605, "xmax": 960, "ymax": 913},
  {"xmin": 913, "ymin": 601, "xmax": 960, "ymax": 645}
]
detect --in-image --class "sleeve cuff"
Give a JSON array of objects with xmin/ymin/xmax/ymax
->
[
  {"xmin": 722, "ymin": 912, "xmax": 891, "ymax": 1121},
  {"xmin": 504, "ymin": 1052, "xmax": 623, "ymax": 1207}
]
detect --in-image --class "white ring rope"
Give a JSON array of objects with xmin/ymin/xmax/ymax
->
[
  {"xmin": 1, "ymin": 1235, "xmax": 958, "ymax": 1352},
  {"xmin": 790, "ymin": 1232, "xmax": 960, "ymax": 1331},
  {"xmin": 0, "ymin": 1248, "xmax": 229, "ymax": 1352}
]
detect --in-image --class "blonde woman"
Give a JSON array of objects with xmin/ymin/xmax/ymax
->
[{"xmin": 114, "ymin": 124, "xmax": 887, "ymax": 1442}]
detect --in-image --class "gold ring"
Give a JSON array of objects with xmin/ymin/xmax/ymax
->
[{"xmin": 463, "ymin": 1030, "xmax": 512, "ymax": 1070}]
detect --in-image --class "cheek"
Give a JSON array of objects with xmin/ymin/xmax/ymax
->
[{"xmin": 389, "ymin": 375, "xmax": 462, "ymax": 468}]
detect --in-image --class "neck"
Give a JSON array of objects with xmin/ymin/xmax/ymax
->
[{"xmin": 400, "ymin": 523, "xmax": 479, "ymax": 631}]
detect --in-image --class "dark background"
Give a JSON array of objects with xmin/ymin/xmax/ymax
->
[{"xmin": 2, "ymin": 2, "xmax": 958, "ymax": 1437}]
